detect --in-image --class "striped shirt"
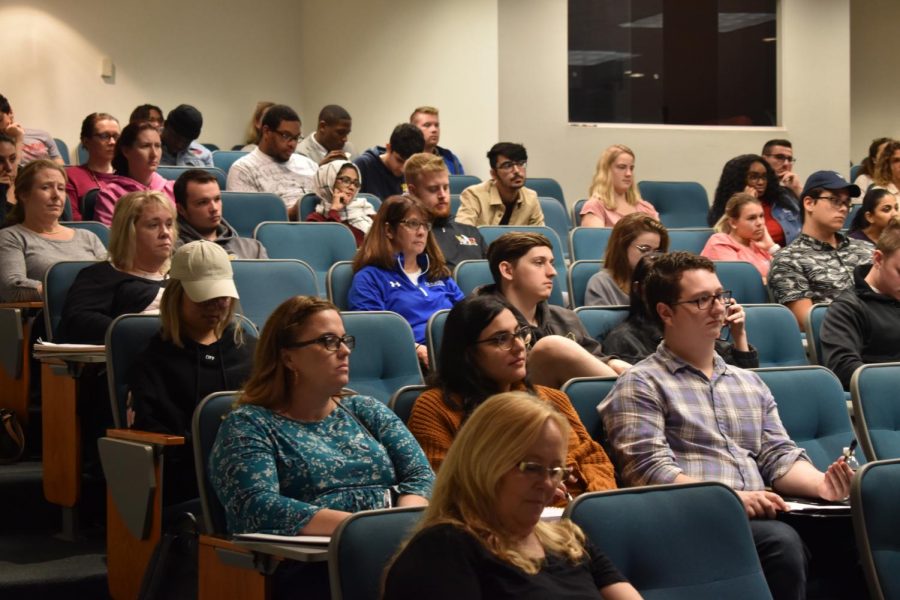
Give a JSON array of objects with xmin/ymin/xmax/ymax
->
[{"xmin": 599, "ymin": 343, "xmax": 807, "ymax": 490}]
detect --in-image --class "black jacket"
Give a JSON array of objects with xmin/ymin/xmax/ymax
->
[
  {"xmin": 431, "ymin": 216, "xmax": 486, "ymax": 269},
  {"xmin": 354, "ymin": 147, "xmax": 403, "ymax": 200},
  {"xmin": 130, "ymin": 325, "xmax": 255, "ymax": 505},
  {"xmin": 176, "ymin": 216, "xmax": 267, "ymax": 259},
  {"xmin": 821, "ymin": 264, "xmax": 900, "ymax": 389}
]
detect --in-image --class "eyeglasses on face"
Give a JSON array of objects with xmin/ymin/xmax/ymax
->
[
  {"xmin": 335, "ymin": 175, "xmax": 361, "ymax": 188},
  {"xmin": 398, "ymin": 219, "xmax": 432, "ymax": 232},
  {"xmin": 765, "ymin": 153, "xmax": 795, "ymax": 164},
  {"xmin": 273, "ymin": 130, "xmax": 302, "ymax": 143},
  {"xmin": 496, "ymin": 160, "xmax": 527, "ymax": 171},
  {"xmin": 746, "ymin": 172, "xmax": 768, "ymax": 183},
  {"xmin": 671, "ymin": 290, "xmax": 733, "ymax": 311},
  {"xmin": 516, "ymin": 461, "xmax": 572, "ymax": 483},
  {"xmin": 816, "ymin": 194, "xmax": 852, "ymax": 210},
  {"xmin": 93, "ymin": 132, "xmax": 120, "ymax": 142},
  {"xmin": 634, "ymin": 243, "xmax": 657, "ymax": 254},
  {"xmin": 284, "ymin": 333, "xmax": 355, "ymax": 352},
  {"xmin": 474, "ymin": 326, "xmax": 532, "ymax": 351}
]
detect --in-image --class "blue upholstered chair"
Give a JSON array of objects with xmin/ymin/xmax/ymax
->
[
  {"xmin": 667, "ymin": 227, "xmax": 714, "ymax": 254},
  {"xmin": 851, "ymin": 457, "xmax": 900, "ymax": 600},
  {"xmin": 62, "ymin": 220, "xmax": 110, "ymax": 248},
  {"xmin": 425, "ymin": 309, "xmax": 449, "ymax": 369},
  {"xmin": 569, "ymin": 226, "xmax": 612, "ymax": 261},
  {"xmin": 326, "ymin": 261, "xmax": 355, "ymax": 311},
  {"xmin": 525, "ymin": 177, "xmax": 565, "ymax": 209},
  {"xmin": 42, "ymin": 260, "xmax": 100, "ymax": 341},
  {"xmin": 156, "ymin": 166, "xmax": 227, "ymax": 190},
  {"xmin": 388, "ymin": 384, "xmax": 429, "ymax": 424},
  {"xmin": 559, "ymin": 376, "xmax": 616, "ymax": 442},
  {"xmin": 567, "ymin": 260, "xmax": 603, "ymax": 309},
  {"xmin": 713, "ymin": 260, "xmax": 768, "ymax": 305},
  {"xmin": 638, "ymin": 181, "xmax": 709, "ymax": 228},
  {"xmin": 231, "ymin": 259, "xmax": 318, "ymax": 330},
  {"xmin": 573, "ymin": 306, "xmax": 629, "ymax": 346},
  {"xmin": 448, "ymin": 174, "xmax": 481, "ymax": 195},
  {"xmin": 805, "ymin": 302, "xmax": 830, "ymax": 366},
  {"xmin": 742, "ymin": 304, "xmax": 808, "ymax": 367},
  {"xmin": 851, "ymin": 363, "xmax": 900, "ymax": 461},
  {"xmin": 538, "ymin": 197, "xmax": 572, "ymax": 259},
  {"xmin": 221, "ymin": 191, "xmax": 287, "ymax": 238},
  {"xmin": 211, "ymin": 150, "xmax": 248, "ymax": 176}
]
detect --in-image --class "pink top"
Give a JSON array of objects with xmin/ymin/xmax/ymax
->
[
  {"xmin": 94, "ymin": 172, "xmax": 175, "ymax": 225},
  {"xmin": 579, "ymin": 196, "xmax": 659, "ymax": 226},
  {"xmin": 65, "ymin": 165, "xmax": 119, "ymax": 221},
  {"xmin": 700, "ymin": 232, "xmax": 772, "ymax": 280}
]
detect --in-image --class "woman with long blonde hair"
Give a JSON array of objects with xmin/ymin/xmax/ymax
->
[
  {"xmin": 386, "ymin": 391, "xmax": 640, "ymax": 599},
  {"xmin": 580, "ymin": 144, "xmax": 658, "ymax": 228}
]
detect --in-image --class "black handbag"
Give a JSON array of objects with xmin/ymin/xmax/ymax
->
[{"xmin": 0, "ymin": 408, "xmax": 25, "ymax": 464}]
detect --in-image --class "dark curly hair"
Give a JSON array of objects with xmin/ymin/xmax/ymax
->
[{"xmin": 707, "ymin": 154, "xmax": 778, "ymax": 226}]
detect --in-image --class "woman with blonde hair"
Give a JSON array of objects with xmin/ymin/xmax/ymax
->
[
  {"xmin": 585, "ymin": 213, "xmax": 668, "ymax": 306},
  {"xmin": 57, "ymin": 190, "xmax": 176, "ymax": 343},
  {"xmin": 386, "ymin": 391, "xmax": 640, "ymax": 599},
  {"xmin": 241, "ymin": 101, "xmax": 275, "ymax": 151},
  {"xmin": 701, "ymin": 192, "xmax": 775, "ymax": 282},
  {"xmin": 580, "ymin": 144, "xmax": 658, "ymax": 228},
  {"xmin": 0, "ymin": 159, "xmax": 106, "ymax": 302}
]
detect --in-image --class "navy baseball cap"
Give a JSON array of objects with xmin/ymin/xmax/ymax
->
[{"xmin": 801, "ymin": 170, "xmax": 861, "ymax": 199}]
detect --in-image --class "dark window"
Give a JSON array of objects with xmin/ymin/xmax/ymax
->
[{"xmin": 569, "ymin": 0, "xmax": 777, "ymax": 126}]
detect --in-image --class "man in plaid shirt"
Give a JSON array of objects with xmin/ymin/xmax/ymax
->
[{"xmin": 600, "ymin": 252, "xmax": 854, "ymax": 600}]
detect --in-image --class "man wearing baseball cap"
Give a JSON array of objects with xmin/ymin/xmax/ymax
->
[
  {"xmin": 768, "ymin": 170, "xmax": 874, "ymax": 328},
  {"xmin": 161, "ymin": 104, "xmax": 214, "ymax": 168}
]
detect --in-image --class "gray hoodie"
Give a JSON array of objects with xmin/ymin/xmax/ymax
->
[{"xmin": 176, "ymin": 216, "xmax": 268, "ymax": 259}]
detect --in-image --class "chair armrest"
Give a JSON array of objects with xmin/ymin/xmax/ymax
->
[{"xmin": 106, "ymin": 428, "xmax": 185, "ymax": 446}]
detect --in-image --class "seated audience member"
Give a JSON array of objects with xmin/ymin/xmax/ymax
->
[
  {"xmin": 129, "ymin": 104, "xmax": 164, "ymax": 130},
  {"xmin": 701, "ymin": 193, "xmax": 776, "ymax": 283},
  {"xmin": 404, "ymin": 152, "xmax": 485, "ymax": 268},
  {"xmin": 585, "ymin": 213, "xmax": 668, "ymax": 306},
  {"xmin": 353, "ymin": 123, "xmax": 425, "ymax": 200},
  {"xmin": 387, "ymin": 392, "xmax": 639, "ymax": 600},
  {"xmin": 872, "ymin": 139, "xmax": 900, "ymax": 195},
  {"xmin": 846, "ymin": 186, "xmax": 897, "ymax": 245},
  {"xmin": 600, "ymin": 251, "xmax": 855, "ymax": 600},
  {"xmin": 708, "ymin": 154, "xmax": 800, "ymax": 247},
  {"xmin": 296, "ymin": 104, "xmax": 356, "ymax": 164},
  {"xmin": 478, "ymin": 232, "xmax": 627, "ymax": 386},
  {"xmin": 240, "ymin": 101, "xmax": 274, "ymax": 151},
  {"xmin": 65, "ymin": 112, "xmax": 121, "ymax": 220},
  {"xmin": 0, "ymin": 160, "xmax": 105, "ymax": 302},
  {"xmin": 854, "ymin": 137, "xmax": 891, "ymax": 195},
  {"xmin": 821, "ymin": 217, "xmax": 900, "ymax": 388},
  {"xmin": 761, "ymin": 139, "xmax": 803, "ymax": 199},
  {"xmin": 0, "ymin": 93, "xmax": 63, "ymax": 166},
  {"xmin": 457, "ymin": 143, "xmax": 544, "ymax": 227},
  {"xmin": 0, "ymin": 133, "xmax": 19, "ymax": 223},
  {"xmin": 604, "ymin": 254, "xmax": 758, "ymax": 368},
  {"xmin": 174, "ymin": 169, "xmax": 267, "ymax": 258},
  {"xmin": 131, "ymin": 241, "xmax": 255, "ymax": 508},
  {"xmin": 95, "ymin": 122, "xmax": 175, "ymax": 226},
  {"xmin": 160, "ymin": 104, "xmax": 213, "ymax": 167},
  {"xmin": 348, "ymin": 195, "xmax": 464, "ymax": 367},
  {"xmin": 209, "ymin": 296, "xmax": 433, "ymax": 598},
  {"xmin": 408, "ymin": 295, "xmax": 616, "ymax": 493},
  {"xmin": 226, "ymin": 104, "xmax": 317, "ymax": 220},
  {"xmin": 57, "ymin": 191, "xmax": 174, "ymax": 343},
  {"xmin": 769, "ymin": 171, "xmax": 873, "ymax": 329},
  {"xmin": 306, "ymin": 160, "xmax": 375, "ymax": 246},
  {"xmin": 409, "ymin": 106, "xmax": 464, "ymax": 175},
  {"xmin": 580, "ymin": 145, "xmax": 658, "ymax": 227}
]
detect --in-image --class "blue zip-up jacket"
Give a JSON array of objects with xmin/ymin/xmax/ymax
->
[{"xmin": 348, "ymin": 253, "xmax": 465, "ymax": 343}]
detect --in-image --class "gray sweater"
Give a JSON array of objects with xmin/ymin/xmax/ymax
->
[
  {"xmin": 584, "ymin": 269, "xmax": 629, "ymax": 306},
  {"xmin": 0, "ymin": 224, "xmax": 107, "ymax": 302}
]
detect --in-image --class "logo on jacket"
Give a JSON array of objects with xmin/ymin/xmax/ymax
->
[
  {"xmin": 388, "ymin": 280, "xmax": 402, "ymax": 288},
  {"xmin": 455, "ymin": 234, "xmax": 478, "ymax": 246}
]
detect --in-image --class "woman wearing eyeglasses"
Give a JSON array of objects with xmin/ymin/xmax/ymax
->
[
  {"xmin": 408, "ymin": 295, "xmax": 616, "ymax": 499},
  {"xmin": 305, "ymin": 160, "xmax": 375, "ymax": 246},
  {"xmin": 94, "ymin": 121, "xmax": 175, "ymax": 226},
  {"xmin": 604, "ymin": 254, "xmax": 758, "ymax": 368},
  {"xmin": 65, "ymin": 112, "xmax": 121, "ymax": 220},
  {"xmin": 349, "ymin": 195, "xmax": 464, "ymax": 368},
  {"xmin": 210, "ymin": 295, "xmax": 433, "ymax": 598},
  {"xmin": 702, "ymin": 192, "xmax": 775, "ymax": 283},
  {"xmin": 580, "ymin": 144, "xmax": 658, "ymax": 228},
  {"xmin": 585, "ymin": 213, "xmax": 669, "ymax": 306},
  {"xmin": 708, "ymin": 154, "xmax": 800, "ymax": 248},
  {"xmin": 386, "ymin": 392, "xmax": 641, "ymax": 600}
]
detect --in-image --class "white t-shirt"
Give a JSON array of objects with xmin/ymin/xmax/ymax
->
[{"xmin": 225, "ymin": 148, "xmax": 317, "ymax": 210}]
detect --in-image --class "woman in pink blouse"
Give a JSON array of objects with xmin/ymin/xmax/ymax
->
[
  {"xmin": 94, "ymin": 122, "xmax": 174, "ymax": 226},
  {"xmin": 580, "ymin": 144, "xmax": 659, "ymax": 227},
  {"xmin": 702, "ymin": 192, "xmax": 776, "ymax": 283},
  {"xmin": 65, "ymin": 112, "xmax": 121, "ymax": 220}
]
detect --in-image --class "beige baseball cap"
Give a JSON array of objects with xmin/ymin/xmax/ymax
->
[{"xmin": 169, "ymin": 241, "xmax": 239, "ymax": 302}]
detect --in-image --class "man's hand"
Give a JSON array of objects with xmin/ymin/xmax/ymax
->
[
  {"xmin": 816, "ymin": 457, "xmax": 854, "ymax": 501},
  {"xmin": 780, "ymin": 171, "xmax": 802, "ymax": 196},
  {"xmin": 415, "ymin": 344, "xmax": 429, "ymax": 369},
  {"xmin": 320, "ymin": 150, "xmax": 349, "ymax": 166},
  {"xmin": 736, "ymin": 490, "xmax": 789, "ymax": 519},
  {"xmin": 2, "ymin": 122, "xmax": 24, "ymax": 144}
]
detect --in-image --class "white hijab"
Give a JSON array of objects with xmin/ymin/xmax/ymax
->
[{"xmin": 313, "ymin": 160, "xmax": 375, "ymax": 233}]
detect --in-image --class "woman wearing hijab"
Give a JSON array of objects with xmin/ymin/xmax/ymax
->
[{"xmin": 305, "ymin": 160, "xmax": 376, "ymax": 246}]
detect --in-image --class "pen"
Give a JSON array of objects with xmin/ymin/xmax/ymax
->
[{"xmin": 843, "ymin": 439, "xmax": 857, "ymax": 462}]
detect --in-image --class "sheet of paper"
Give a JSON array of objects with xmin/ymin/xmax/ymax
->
[
  {"xmin": 784, "ymin": 501, "xmax": 848, "ymax": 513},
  {"xmin": 34, "ymin": 341, "xmax": 105, "ymax": 352},
  {"xmin": 541, "ymin": 506, "xmax": 565, "ymax": 521},
  {"xmin": 233, "ymin": 533, "xmax": 331, "ymax": 544}
]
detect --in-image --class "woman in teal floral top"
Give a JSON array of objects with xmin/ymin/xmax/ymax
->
[{"xmin": 209, "ymin": 296, "xmax": 433, "ymax": 538}]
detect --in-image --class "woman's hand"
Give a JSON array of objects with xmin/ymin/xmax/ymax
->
[
  {"xmin": 743, "ymin": 185, "xmax": 759, "ymax": 198},
  {"xmin": 415, "ymin": 344, "xmax": 429, "ymax": 369},
  {"xmin": 330, "ymin": 189, "xmax": 353, "ymax": 212}
]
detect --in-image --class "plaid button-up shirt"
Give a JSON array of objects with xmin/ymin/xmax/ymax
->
[{"xmin": 599, "ymin": 343, "xmax": 808, "ymax": 489}]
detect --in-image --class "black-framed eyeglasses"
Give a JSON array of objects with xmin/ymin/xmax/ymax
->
[
  {"xmin": 671, "ymin": 290, "xmax": 733, "ymax": 311},
  {"xmin": 93, "ymin": 132, "xmax": 120, "ymax": 142},
  {"xmin": 765, "ymin": 153, "xmax": 795, "ymax": 164},
  {"xmin": 283, "ymin": 334, "xmax": 355, "ymax": 352},
  {"xmin": 398, "ymin": 219, "xmax": 432, "ymax": 232},
  {"xmin": 746, "ymin": 173, "xmax": 767, "ymax": 183},
  {"xmin": 474, "ymin": 326, "xmax": 531, "ymax": 351},
  {"xmin": 273, "ymin": 130, "xmax": 302, "ymax": 143},
  {"xmin": 335, "ymin": 175, "xmax": 361, "ymax": 188},
  {"xmin": 496, "ymin": 160, "xmax": 527, "ymax": 171},
  {"xmin": 816, "ymin": 194, "xmax": 852, "ymax": 210},
  {"xmin": 516, "ymin": 461, "xmax": 572, "ymax": 483}
]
